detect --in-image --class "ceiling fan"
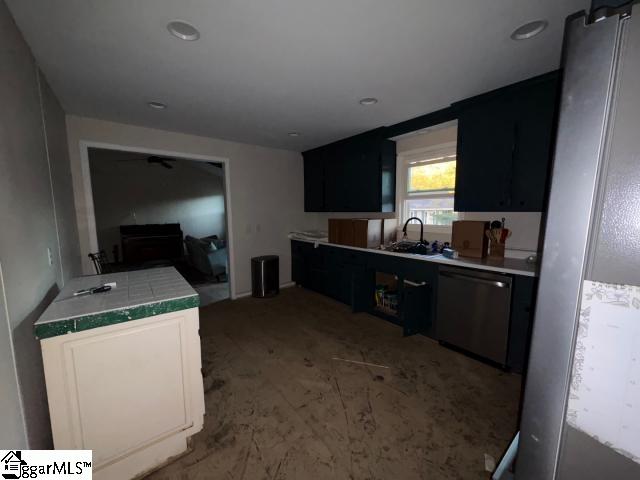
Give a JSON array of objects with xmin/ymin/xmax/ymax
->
[{"xmin": 117, "ymin": 155, "xmax": 176, "ymax": 169}]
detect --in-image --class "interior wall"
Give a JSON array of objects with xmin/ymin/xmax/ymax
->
[
  {"xmin": 89, "ymin": 150, "xmax": 226, "ymax": 261},
  {"xmin": 0, "ymin": 0, "xmax": 80, "ymax": 449},
  {"xmin": 66, "ymin": 116, "xmax": 316, "ymax": 296},
  {"xmin": 39, "ymin": 78, "xmax": 82, "ymax": 285},
  {"xmin": 0, "ymin": 262, "xmax": 25, "ymax": 449}
]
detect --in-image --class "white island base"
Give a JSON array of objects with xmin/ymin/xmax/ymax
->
[{"xmin": 40, "ymin": 307, "xmax": 204, "ymax": 480}]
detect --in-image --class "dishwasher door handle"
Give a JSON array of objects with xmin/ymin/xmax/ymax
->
[{"xmin": 439, "ymin": 271, "xmax": 510, "ymax": 288}]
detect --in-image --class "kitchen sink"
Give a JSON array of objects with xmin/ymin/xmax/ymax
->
[{"xmin": 386, "ymin": 241, "xmax": 441, "ymax": 256}]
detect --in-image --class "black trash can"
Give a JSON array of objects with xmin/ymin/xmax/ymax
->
[{"xmin": 251, "ymin": 255, "xmax": 279, "ymax": 298}]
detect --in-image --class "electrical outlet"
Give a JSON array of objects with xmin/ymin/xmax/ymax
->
[{"xmin": 47, "ymin": 247, "xmax": 53, "ymax": 266}]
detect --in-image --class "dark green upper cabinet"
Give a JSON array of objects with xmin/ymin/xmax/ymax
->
[
  {"xmin": 303, "ymin": 133, "xmax": 396, "ymax": 212},
  {"xmin": 455, "ymin": 93, "xmax": 515, "ymax": 211},
  {"xmin": 510, "ymin": 77, "xmax": 559, "ymax": 211},
  {"xmin": 304, "ymin": 72, "xmax": 558, "ymax": 214},
  {"xmin": 454, "ymin": 71, "xmax": 560, "ymax": 212},
  {"xmin": 303, "ymin": 148, "xmax": 325, "ymax": 211}
]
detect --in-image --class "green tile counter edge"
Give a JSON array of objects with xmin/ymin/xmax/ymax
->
[{"xmin": 35, "ymin": 295, "xmax": 200, "ymax": 340}]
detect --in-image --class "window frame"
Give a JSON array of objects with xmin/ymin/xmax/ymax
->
[{"xmin": 396, "ymin": 141, "xmax": 460, "ymax": 234}]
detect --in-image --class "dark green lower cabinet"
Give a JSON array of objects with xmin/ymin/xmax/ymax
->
[
  {"xmin": 507, "ymin": 275, "xmax": 537, "ymax": 374},
  {"xmin": 351, "ymin": 266, "xmax": 375, "ymax": 313},
  {"xmin": 291, "ymin": 241, "xmax": 535, "ymax": 372},
  {"xmin": 325, "ymin": 248, "xmax": 350, "ymax": 303},
  {"xmin": 400, "ymin": 281, "xmax": 431, "ymax": 336}
]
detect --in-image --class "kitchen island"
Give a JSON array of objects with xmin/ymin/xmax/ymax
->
[{"xmin": 35, "ymin": 267, "xmax": 204, "ymax": 480}]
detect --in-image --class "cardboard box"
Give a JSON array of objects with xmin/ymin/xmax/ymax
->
[
  {"xmin": 328, "ymin": 219, "xmax": 350, "ymax": 245},
  {"xmin": 451, "ymin": 220, "xmax": 489, "ymax": 258},
  {"xmin": 328, "ymin": 218, "xmax": 382, "ymax": 248},
  {"xmin": 381, "ymin": 218, "xmax": 398, "ymax": 246}
]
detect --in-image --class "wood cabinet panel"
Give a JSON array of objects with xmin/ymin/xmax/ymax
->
[{"xmin": 41, "ymin": 308, "xmax": 204, "ymax": 479}]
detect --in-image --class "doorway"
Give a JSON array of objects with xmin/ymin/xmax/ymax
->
[{"xmin": 85, "ymin": 146, "xmax": 232, "ymax": 305}]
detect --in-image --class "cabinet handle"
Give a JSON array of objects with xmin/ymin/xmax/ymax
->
[
  {"xmin": 404, "ymin": 280, "xmax": 426, "ymax": 287},
  {"xmin": 440, "ymin": 271, "xmax": 510, "ymax": 288},
  {"xmin": 506, "ymin": 123, "xmax": 518, "ymax": 208}
]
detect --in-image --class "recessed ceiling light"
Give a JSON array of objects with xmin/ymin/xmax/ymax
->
[
  {"xmin": 288, "ymin": 132, "xmax": 300, "ymax": 137},
  {"xmin": 511, "ymin": 20, "xmax": 548, "ymax": 40},
  {"xmin": 359, "ymin": 97, "xmax": 378, "ymax": 106},
  {"xmin": 147, "ymin": 101, "xmax": 167, "ymax": 110},
  {"xmin": 167, "ymin": 20, "xmax": 200, "ymax": 41}
]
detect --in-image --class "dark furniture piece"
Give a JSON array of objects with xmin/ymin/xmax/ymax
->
[
  {"xmin": 303, "ymin": 129, "xmax": 396, "ymax": 212},
  {"xmin": 120, "ymin": 224, "xmax": 184, "ymax": 266},
  {"xmin": 184, "ymin": 235, "xmax": 227, "ymax": 280},
  {"xmin": 453, "ymin": 71, "xmax": 560, "ymax": 212},
  {"xmin": 88, "ymin": 251, "xmax": 113, "ymax": 275},
  {"xmin": 291, "ymin": 239, "xmax": 536, "ymax": 373}
]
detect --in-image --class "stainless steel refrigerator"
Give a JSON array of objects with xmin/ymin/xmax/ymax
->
[{"xmin": 516, "ymin": 2, "xmax": 640, "ymax": 479}]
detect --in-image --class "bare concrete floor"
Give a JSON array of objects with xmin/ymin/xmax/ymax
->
[{"xmin": 148, "ymin": 287, "xmax": 521, "ymax": 480}]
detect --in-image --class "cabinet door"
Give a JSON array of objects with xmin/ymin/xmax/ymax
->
[
  {"xmin": 41, "ymin": 309, "xmax": 204, "ymax": 470},
  {"xmin": 291, "ymin": 241, "xmax": 312, "ymax": 287},
  {"xmin": 455, "ymin": 95, "xmax": 516, "ymax": 212},
  {"xmin": 347, "ymin": 143, "xmax": 381, "ymax": 212},
  {"xmin": 303, "ymin": 149, "xmax": 325, "ymax": 211},
  {"xmin": 401, "ymin": 281, "xmax": 431, "ymax": 336},
  {"xmin": 510, "ymin": 77, "xmax": 559, "ymax": 211},
  {"xmin": 380, "ymin": 140, "xmax": 397, "ymax": 213},
  {"xmin": 507, "ymin": 275, "xmax": 537, "ymax": 373},
  {"xmin": 307, "ymin": 246, "xmax": 328, "ymax": 294},
  {"xmin": 291, "ymin": 252, "xmax": 306, "ymax": 285},
  {"xmin": 323, "ymin": 144, "xmax": 349, "ymax": 211},
  {"xmin": 325, "ymin": 248, "xmax": 351, "ymax": 304},
  {"xmin": 352, "ymin": 265, "xmax": 375, "ymax": 313}
]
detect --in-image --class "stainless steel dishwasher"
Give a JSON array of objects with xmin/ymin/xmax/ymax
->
[{"xmin": 437, "ymin": 266, "xmax": 512, "ymax": 365}]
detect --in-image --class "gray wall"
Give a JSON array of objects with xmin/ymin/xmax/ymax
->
[
  {"xmin": 0, "ymin": 0, "xmax": 80, "ymax": 448},
  {"xmin": 89, "ymin": 150, "xmax": 226, "ymax": 261}
]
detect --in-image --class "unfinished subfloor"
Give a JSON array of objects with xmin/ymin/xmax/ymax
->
[{"xmin": 147, "ymin": 286, "xmax": 521, "ymax": 480}]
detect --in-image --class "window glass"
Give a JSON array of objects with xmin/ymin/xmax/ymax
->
[
  {"xmin": 405, "ymin": 197, "xmax": 458, "ymax": 226},
  {"xmin": 408, "ymin": 159, "xmax": 456, "ymax": 193}
]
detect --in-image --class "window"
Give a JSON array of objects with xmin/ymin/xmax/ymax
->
[{"xmin": 399, "ymin": 145, "xmax": 459, "ymax": 229}]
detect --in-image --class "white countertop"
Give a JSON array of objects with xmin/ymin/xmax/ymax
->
[{"xmin": 289, "ymin": 235, "xmax": 537, "ymax": 277}]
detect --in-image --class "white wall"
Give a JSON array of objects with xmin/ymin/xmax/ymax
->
[
  {"xmin": 66, "ymin": 116, "xmax": 315, "ymax": 297},
  {"xmin": 395, "ymin": 125, "xmax": 543, "ymax": 256},
  {"xmin": 0, "ymin": 0, "xmax": 80, "ymax": 449},
  {"xmin": 89, "ymin": 151, "xmax": 226, "ymax": 260}
]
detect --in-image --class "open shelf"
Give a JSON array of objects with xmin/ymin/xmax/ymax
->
[{"xmin": 373, "ymin": 271, "xmax": 400, "ymax": 324}]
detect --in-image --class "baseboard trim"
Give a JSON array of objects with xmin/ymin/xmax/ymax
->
[{"xmin": 232, "ymin": 282, "xmax": 295, "ymax": 300}]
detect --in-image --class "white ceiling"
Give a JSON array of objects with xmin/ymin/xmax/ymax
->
[{"xmin": 7, "ymin": 0, "xmax": 589, "ymax": 151}]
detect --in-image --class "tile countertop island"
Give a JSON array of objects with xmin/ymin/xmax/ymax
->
[
  {"xmin": 36, "ymin": 267, "xmax": 205, "ymax": 480},
  {"xmin": 288, "ymin": 235, "xmax": 538, "ymax": 277},
  {"xmin": 35, "ymin": 266, "xmax": 199, "ymax": 339}
]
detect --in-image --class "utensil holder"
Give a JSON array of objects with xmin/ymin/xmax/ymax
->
[{"xmin": 489, "ymin": 242, "xmax": 505, "ymax": 258}]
